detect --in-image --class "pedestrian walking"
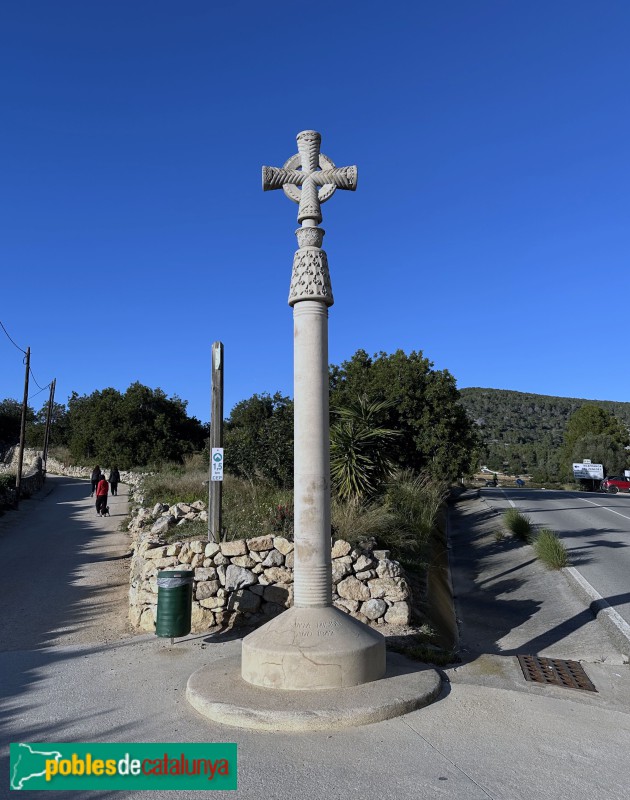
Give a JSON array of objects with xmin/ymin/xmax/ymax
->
[
  {"xmin": 108, "ymin": 466, "xmax": 120, "ymax": 496},
  {"xmin": 95, "ymin": 475, "xmax": 109, "ymax": 516},
  {"xmin": 90, "ymin": 465, "xmax": 102, "ymax": 497}
]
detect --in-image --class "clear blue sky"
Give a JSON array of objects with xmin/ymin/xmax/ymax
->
[{"xmin": 1, "ymin": 1, "xmax": 629, "ymax": 423}]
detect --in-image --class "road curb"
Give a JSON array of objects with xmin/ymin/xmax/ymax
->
[{"xmin": 563, "ymin": 566, "xmax": 630, "ymax": 661}]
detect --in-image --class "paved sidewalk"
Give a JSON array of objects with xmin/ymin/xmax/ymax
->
[
  {"xmin": 449, "ymin": 491, "xmax": 627, "ymax": 665},
  {"xmin": 1, "ymin": 484, "xmax": 629, "ymax": 799}
]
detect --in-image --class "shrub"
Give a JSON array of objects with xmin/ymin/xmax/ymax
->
[
  {"xmin": 221, "ymin": 476, "xmax": 293, "ymax": 541},
  {"xmin": 330, "ymin": 470, "xmax": 448, "ymax": 558},
  {"xmin": 163, "ymin": 518, "xmax": 209, "ymax": 544},
  {"xmin": 388, "ymin": 641, "xmax": 457, "ymax": 667},
  {"xmin": 384, "ymin": 470, "xmax": 449, "ymax": 551},
  {"xmin": 47, "ymin": 446, "xmax": 74, "ymax": 466},
  {"xmin": 503, "ymin": 507, "xmax": 533, "ymax": 542},
  {"xmin": 534, "ymin": 528, "xmax": 569, "ymax": 569},
  {"xmin": 138, "ymin": 460, "xmax": 447, "ymax": 556},
  {"xmin": 270, "ymin": 503, "xmax": 294, "ymax": 537},
  {"xmin": 0, "ymin": 473, "xmax": 14, "ymax": 492},
  {"xmin": 331, "ymin": 498, "xmax": 394, "ymax": 545},
  {"xmin": 142, "ymin": 464, "xmax": 207, "ymax": 507},
  {"xmin": 0, "ymin": 473, "xmax": 15, "ymax": 510}
]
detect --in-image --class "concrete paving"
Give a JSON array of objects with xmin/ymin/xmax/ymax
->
[
  {"xmin": 1, "ymin": 481, "xmax": 629, "ymax": 799},
  {"xmin": 187, "ymin": 651, "xmax": 441, "ymax": 731},
  {"xmin": 450, "ymin": 491, "xmax": 628, "ymax": 664}
]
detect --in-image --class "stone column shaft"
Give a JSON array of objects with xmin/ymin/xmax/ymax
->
[{"xmin": 293, "ymin": 300, "xmax": 332, "ymax": 607}]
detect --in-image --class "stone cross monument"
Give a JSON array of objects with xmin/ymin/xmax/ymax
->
[{"xmin": 241, "ymin": 131, "xmax": 386, "ymax": 690}]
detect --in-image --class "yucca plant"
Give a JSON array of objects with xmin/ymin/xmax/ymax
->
[{"xmin": 330, "ymin": 396, "xmax": 399, "ymax": 502}]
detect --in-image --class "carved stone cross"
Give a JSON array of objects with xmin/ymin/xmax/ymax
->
[
  {"xmin": 240, "ymin": 130, "xmax": 386, "ymax": 692},
  {"xmin": 262, "ymin": 130, "xmax": 357, "ymax": 224}
]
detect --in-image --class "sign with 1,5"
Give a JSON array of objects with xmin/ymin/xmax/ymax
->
[{"xmin": 211, "ymin": 448, "xmax": 224, "ymax": 482}]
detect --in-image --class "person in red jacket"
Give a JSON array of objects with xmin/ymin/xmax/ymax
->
[{"xmin": 95, "ymin": 475, "xmax": 109, "ymax": 516}]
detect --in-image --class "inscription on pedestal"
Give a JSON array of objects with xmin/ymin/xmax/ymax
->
[{"xmin": 294, "ymin": 620, "xmax": 341, "ymax": 637}]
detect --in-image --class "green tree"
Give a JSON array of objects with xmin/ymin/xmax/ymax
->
[
  {"xmin": 0, "ymin": 398, "xmax": 30, "ymax": 448},
  {"xmin": 561, "ymin": 403, "xmax": 629, "ymax": 477},
  {"xmin": 25, "ymin": 401, "xmax": 69, "ymax": 449},
  {"xmin": 570, "ymin": 433, "xmax": 628, "ymax": 477},
  {"xmin": 66, "ymin": 383, "xmax": 206, "ymax": 468},
  {"xmin": 330, "ymin": 396, "xmax": 399, "ymax": 501},
  {"xmin": 329, "ymin": 350, "xmax": 478, "ymax": 480},
  {"xmin": 224, "ymin": 392, "xmax": 294, "ymax": 488}
]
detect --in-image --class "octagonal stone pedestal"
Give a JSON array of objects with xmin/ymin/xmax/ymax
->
[{"xmin": 241, "ymin": 605, "xmax": 386, "ymax": 690}]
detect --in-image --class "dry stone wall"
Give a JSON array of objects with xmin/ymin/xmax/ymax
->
[
  {"xmin": 0, "ymin": 453, "xmax": 45, "ymax": 505},
  {"xmin": 128, "ymin": 502, "xmax": 412, "ymax": 633},
  {"xmin": 1, "ymin": 448, "xmax": 146, "ymax": 490}
]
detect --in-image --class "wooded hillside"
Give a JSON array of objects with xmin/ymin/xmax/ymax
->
[{"xmin": 459, "ymin": 387, "xmax": 630, "ymax": 478}]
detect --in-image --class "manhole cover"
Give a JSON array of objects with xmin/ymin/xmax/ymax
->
[{"xmin": 517, "ymin": 655, "xmax": 597, "ymax": 692}]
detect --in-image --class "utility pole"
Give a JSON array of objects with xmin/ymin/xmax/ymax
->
[
  {"xmin": 42, "ymin": 378, "xmax": 56, "ymax": 478},
  {"xmin": 208, "ymin": 342, "xmax": 224, "ymax": 543},
  {"xmin": 15, "ymin": 346, "xmax": 30, "ymax": 509}
]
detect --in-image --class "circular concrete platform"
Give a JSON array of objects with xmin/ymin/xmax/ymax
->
[{"xmin": 186, "ymin": 652, "xmax": 442, "ymax": 732}]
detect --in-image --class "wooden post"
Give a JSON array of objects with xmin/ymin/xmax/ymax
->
[
  {"xmin": 15, "ymin": 347, "xmax": 30, "ymax": 508},
  {"xmin": 208, "ymin": 342, "xmax": 224, "ymax": 543},
  {"xmin": 42, "ymin": 378, "xmax": 56, "ymax": 477}
]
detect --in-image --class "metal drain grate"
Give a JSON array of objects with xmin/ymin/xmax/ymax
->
[{"xmin": 517, "ymin": 655, "xmax": 597, "ymax": 692}]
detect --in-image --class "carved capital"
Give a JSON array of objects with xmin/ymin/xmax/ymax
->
[
  {"xmin": 288, "ymin": 249, "xmax": 334, "ymax": 307},
  {"xmin": 295, "ymin": 226, "xmax": 325, "ymax": 249}
]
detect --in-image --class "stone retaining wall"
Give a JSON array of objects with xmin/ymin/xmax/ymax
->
[
  {"xmin": 0, "ymin": 448, "xmax": 149, "ymax": 495},
  {"xmin": 0, "ymin": 456, "xmax": 45, "ymax": 506},
  {"xmin": 129, "ymin": 502, "xmax": 412, "ymax": 633},
  {"xmin": 1, "ymin": 448, "xmax": 145, "ymax": 488},
  {"xmin": 21, "ymin": 458, "xmax": 46, "ymax": 497}
]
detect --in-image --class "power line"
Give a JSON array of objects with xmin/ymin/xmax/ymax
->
[
  {"xmin": 29, "ymin": 367, "xmax": 48, "ymax": 392},
  {"xmin": 28, "ymin": 384, "xmax": 51, "ymax": 402},
  {"xmin": 1, "ymin": 321, "xmax": 53, "ymax": 404},
  {"xmin": 0, "ymin": 320, "xmax": 27, "ymax": 355}
]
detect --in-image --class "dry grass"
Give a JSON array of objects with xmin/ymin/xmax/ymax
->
[
  {"xmin": 142, "ymin": 467, "xmax": 207, "ymax": 507},
  {"xmin": 221, "ymin": 476, "xmax": 293, "ymax": 541},
  {"xmin": 331, "ymin": 499, "xmax": 394, "ymax": 545},
  {"xmin": 534, "ymin": 527, "xmax": 569, "ymax": 569},
  {"xmin": 503, "ymin": 507, "xmax": 533, "ymax": 542}
]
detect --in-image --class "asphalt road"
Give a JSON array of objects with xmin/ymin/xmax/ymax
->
[{"xmin": 480, "ymin": 487, "xmax": 630, "ymax": 628}]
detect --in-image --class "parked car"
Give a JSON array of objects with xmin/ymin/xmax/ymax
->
[{"xmin": 601, "ymin": 476, "xmax": 630, "ymax": 494}]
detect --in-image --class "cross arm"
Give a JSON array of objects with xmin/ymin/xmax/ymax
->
[
  {"xmin": 262, "ymin": 166, "xmax": 305, "ymax": 192},
  {"xmin": 311, "ymin": 166, "xmax": 358, "ymax": 191}
]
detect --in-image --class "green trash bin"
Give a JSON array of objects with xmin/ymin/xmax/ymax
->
[{"xmin": 156, "ymin": 569, "xmax": 194, "ymax": 638}]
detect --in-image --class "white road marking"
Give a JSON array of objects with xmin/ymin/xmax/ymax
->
[
  {"xmin": 500, "ymin": 489, "xmax": 516, "ymax": 508},
  {"xmin": 578, "ymin": 497, "xmax": 630, "ymax": 521}
]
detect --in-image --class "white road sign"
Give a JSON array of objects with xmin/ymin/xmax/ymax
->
[
  {"xmin": 572, "ymin": 462, "xmax": 604, "ymax": 480},
  {"xmin": 211, "ymin": 448, "xmax": 224, "ymax": 481}
]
